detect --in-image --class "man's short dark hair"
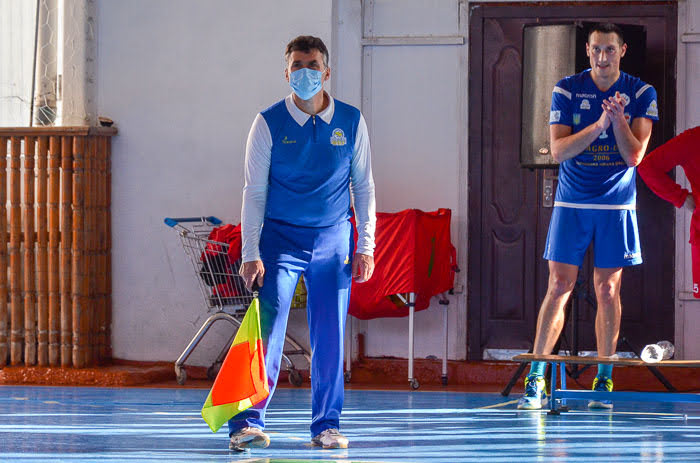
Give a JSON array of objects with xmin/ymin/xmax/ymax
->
[
  {"xmin": 587, "ymin": 23, "xmax": 625, "ymax": 46},
  {"xmin": 285, "ymin": 35, "xmax": 329, "ymax": 68}
]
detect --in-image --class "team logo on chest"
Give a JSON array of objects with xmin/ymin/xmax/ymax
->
[
  {"xmin": 330, "ymin": 128, "xmax": 347, "ymax": 146},
  {"xmin": 580, "ymin": 99, "xmax": 591, "ymax": 110},
  {"xmin": 573, "ymin": 113, "xmax": 581, "ymax": 125},
  {"xmin": 620, "ymin": 93, "xmax": 630, "ymax": 107}
]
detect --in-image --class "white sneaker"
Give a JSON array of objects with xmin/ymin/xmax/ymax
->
[
  {"xmin": 311, "ymin": 428, "xmax": 349, "ymax": 449},
  {"xmin": 229, "ymin": 426, "xmax": 270, "ymax": 451},
  {"xmin": 517, "ymin": 374, "xmax": 548, "ymax": 410}
]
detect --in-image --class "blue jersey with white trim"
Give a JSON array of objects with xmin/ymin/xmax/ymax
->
[
  {"xmin": 261, "ymin": 98, "xmax": 360, "ymax": 227},
  {"xmin": 549, "ymin": 70, "xmax": 658, "ymax": 207}
]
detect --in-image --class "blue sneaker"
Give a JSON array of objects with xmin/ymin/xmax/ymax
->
[
  {"xmin": 588, "ymin": 375, "xmax": 614, "ymax": 409},
  {"xmin": 517, "ymin": 373, "xmax": 548, "ymax": 410}
]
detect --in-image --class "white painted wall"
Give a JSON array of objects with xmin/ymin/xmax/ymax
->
[
  {"xmin": 675, "ymin": 0, "xmax": 700, "ymax": 359},
  {"xmin": 97, "ymin": 0, "xmax": 331, "ymax": 364},
  {"xmin": 0, "ymin": 0, "xmax": 36, "ymax": 126}
]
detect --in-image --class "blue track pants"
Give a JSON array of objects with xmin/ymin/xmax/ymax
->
[{"xmin": 228, "ymin": 218, "xmax": 353, "ymax": 437}]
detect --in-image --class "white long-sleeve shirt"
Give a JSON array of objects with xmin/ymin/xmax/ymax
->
[{"xmin": 241, "ymin": 93, "xmax": 376, "ymax": 262}]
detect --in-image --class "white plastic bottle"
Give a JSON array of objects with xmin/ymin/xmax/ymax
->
[
  {"xmin": 657, "ymin": 340, "xmax": 675, "ymax": 360},
  {"xmin": 640, "ymin": 341, "xmax": 675, "ymax": 363},
  {"xmin": 640, "ymin": 344, "xmax": 662, "ymax": 363}
]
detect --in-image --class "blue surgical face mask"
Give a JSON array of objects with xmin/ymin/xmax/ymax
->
[{"xmin": 289, "ymin": 68, "xmax": 324, "ymax": 100}]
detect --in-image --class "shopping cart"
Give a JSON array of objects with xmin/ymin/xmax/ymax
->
[{"xmin": 164, "ymin": 216, "xmax": 310, "ymax": 386}]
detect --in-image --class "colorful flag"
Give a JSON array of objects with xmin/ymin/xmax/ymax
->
[{"xmin": 201, "ymin": 297, "xmax": 269, "ymax": 432}]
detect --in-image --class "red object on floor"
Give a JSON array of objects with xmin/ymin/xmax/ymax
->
[{"xmin": 349, "ymin": 208, "xmax": 457, "ymax": 320}]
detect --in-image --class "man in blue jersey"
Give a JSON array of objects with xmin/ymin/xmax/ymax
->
[
  {"xmin": 517, "ymin": 23, "xmax": 657, "ymax": 410},
  {"xmin": 228, "ymin": 36, "xmax": 376, "ymax": 451}
]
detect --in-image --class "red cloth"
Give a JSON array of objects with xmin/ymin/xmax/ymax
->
[
  {"xmin": 202, "ymin": 224, "xmax": 243, "ymax": 298},
  {"xmin": 349, "ymin": 208, "xmax": 457, "ymax": 320},
  {"xmin": 638, "ymin": 126, "xmax": 699, "ymax": 245},
  {"xmin": 206, "ymin": 223, "xmax": 242, "ymax": 263}
]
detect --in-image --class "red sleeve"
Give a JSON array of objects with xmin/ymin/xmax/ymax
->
[{"xmin": 638, "ymin": 128, "xmax": 697, "ymax": 208}]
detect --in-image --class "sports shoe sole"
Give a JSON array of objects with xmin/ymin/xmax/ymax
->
[
  {"xmin": 517, "ymin": 397, "xmax": 548, "ymax": 410},
  {"xmin": 312, "ymin": 440, "xmax": 349, "ymax": 449},
  {"xmin": 588, "ymin": 400, "xmax": 613, "ymax": 410},
  {"xmin": 229, "ymin": 434, "xmax": 270, "ymax": 451}
]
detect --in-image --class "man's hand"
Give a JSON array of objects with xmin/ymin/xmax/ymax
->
[
  {"xmin": 602, "ymin": 92, "xmax": 626, "ymax": 128},
  {"xmin": 240, "ymin": 260, "xmax": 265, "ymax": 291},
  {"xmin": 602, "ymin": 91, "xmax": 651, "ymax": 167},
  {"xmin": 685, "ymin": 194, "xmax": 696, "ymax": 213},
  {"xmin": 596, "ymin": 104, "xmax": 612, "ymax": 132},
  {"xmin": 352, "ymin": 253, "xmax": 374, "ymax": 283}
]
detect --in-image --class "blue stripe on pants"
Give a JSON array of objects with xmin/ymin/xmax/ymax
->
[{"xmin": 228, "ymin": 219, "xmax": 353, "ymax": 437}]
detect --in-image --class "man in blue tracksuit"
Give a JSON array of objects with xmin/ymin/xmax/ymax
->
[{"xmin": 228, "ymin": 35, "xmax": 376, "ymax": 451}]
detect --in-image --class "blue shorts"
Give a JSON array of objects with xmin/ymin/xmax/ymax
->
[{"xmin": 543, "ymin": 206, "xmax": 642, "ymax": 268}]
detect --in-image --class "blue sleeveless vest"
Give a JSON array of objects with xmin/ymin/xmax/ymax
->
[{"xmin": 261, "ymin": 98, "xmax": 361, "ymax": 227}]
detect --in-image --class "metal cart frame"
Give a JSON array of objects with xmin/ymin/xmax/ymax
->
[{"xmin": 164, "ymin": 216, "xmax": 311, "ymax": 386}]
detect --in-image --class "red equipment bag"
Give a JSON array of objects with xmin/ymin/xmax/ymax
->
[
  {"xmin": 349, "ymin": 208, "xmax": 457, "ymax": 320},
  {"xmin": 200, "ymin": 223, "xmax": 243, "ymax": 298}
]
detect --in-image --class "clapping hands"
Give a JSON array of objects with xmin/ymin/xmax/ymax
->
[{"xmin": 601, "ymin": 91, "xmax": 627, "ymax": 127}]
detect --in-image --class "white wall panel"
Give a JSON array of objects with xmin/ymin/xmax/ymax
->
[
  {"xmin": 366, "ymin": 45, "xmax": 461, "ymax": 214},
  {"xmin": 371, "ymin": 0, "xmax": 459, "ymax": 36},
  {"xmin": 0, "ymin": 0, "xmax": 36, "ymax": 126}
]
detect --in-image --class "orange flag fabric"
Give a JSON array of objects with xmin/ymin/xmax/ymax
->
[{"xmin": 201, "ymin": 297, "xmax": 269, "ymax": 432}]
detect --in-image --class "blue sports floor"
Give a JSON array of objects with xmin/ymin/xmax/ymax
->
[{"xmin": 1, "ymin": 386, "xmax": 699, "ymax": 462}]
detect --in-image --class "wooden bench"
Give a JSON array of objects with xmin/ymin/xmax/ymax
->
[{"xmin": 512, "ymin": 353, "xmax": 700, "ymax": 414}]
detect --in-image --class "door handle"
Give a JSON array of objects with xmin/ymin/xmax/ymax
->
[{"xmin": 543, "ymin": 176, "xmax": 554, "ymax": 208}]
